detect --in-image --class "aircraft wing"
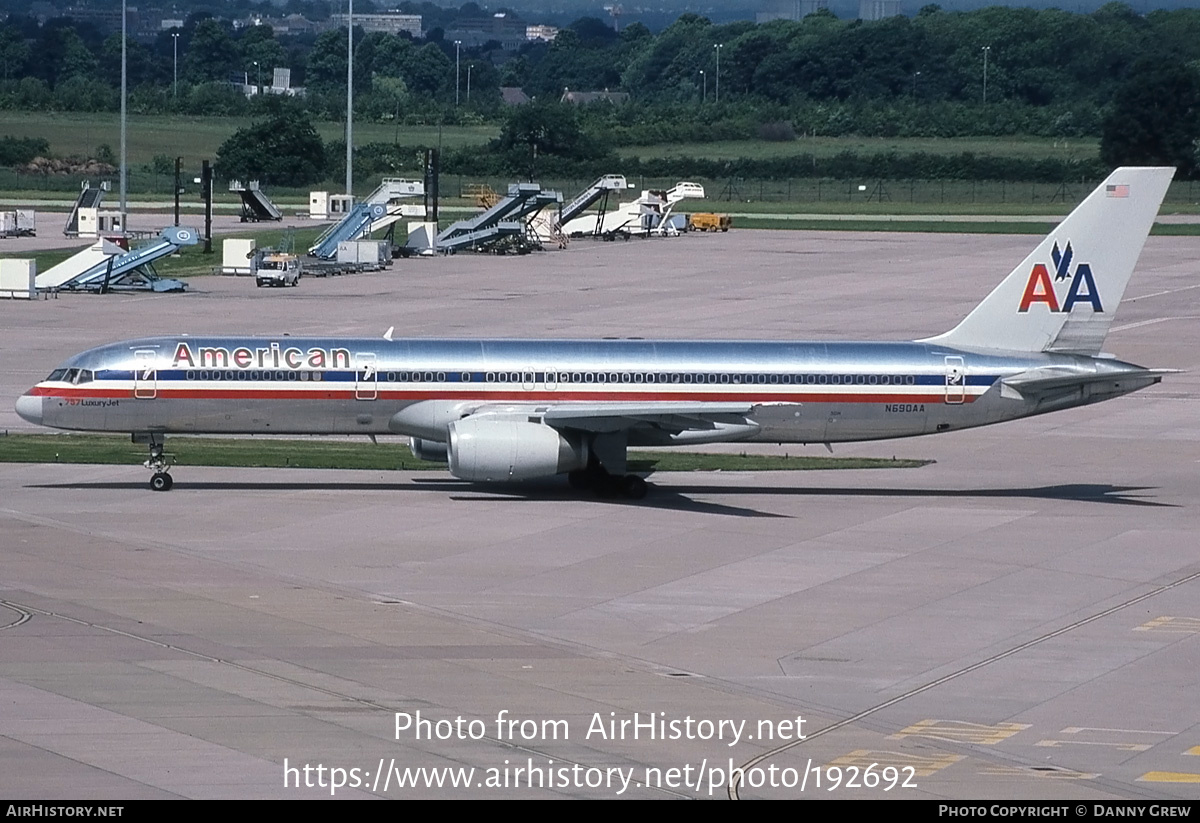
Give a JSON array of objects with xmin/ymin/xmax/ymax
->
[
  {"xmin": 472, "ymin": 402, "xmax": 756, "ymax": 434},
  {"xmin": 544, "ymin": 402, "xmax": 754, "ymax": 433}
]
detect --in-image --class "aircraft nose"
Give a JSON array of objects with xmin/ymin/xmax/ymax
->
[{"xmin": 15, "ymin": 394, "xmax": 43, "ymax": 426}]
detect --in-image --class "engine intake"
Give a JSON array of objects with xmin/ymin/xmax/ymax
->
[{"xmin": 448, "ymin": 418, "xmax": 588, "ymax": 482}]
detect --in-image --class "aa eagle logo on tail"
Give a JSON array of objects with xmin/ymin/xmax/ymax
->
[{"xmin": 1018, "ymin": 241, "xmax": 1102, "ymax": 313}]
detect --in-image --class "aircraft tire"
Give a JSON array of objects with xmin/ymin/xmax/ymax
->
[
  {"xmin": 620, "ymin": 475, "xmax": 648, "ymax": 500},
  {"xmin": 594, "ymin": 479, "xmax": 619, "ymax": 499},
  {"xmin": 150, "ymin": 472, "xmax": 172, "ymax": 492}
]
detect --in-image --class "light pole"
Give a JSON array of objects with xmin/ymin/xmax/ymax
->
[
  {"xmin": 981, "ymin": 45, "xmax": 991, "ymax": 104},
  {"xmin": 700, "ymin": 69, "xmax": 705, "ymax": 103},
  {"xmin": 346, "ymin": 0, "xmax": 353, "ymax": 198},
  {"xmin": 467, "ymin": 63, "xmax": 472, "ymax": 104},
  {"xmin": 119, "ymin": 0, "xmax": 127, "ymax": 230},
  {"xmin": 912, "ymin": 70, "xmax": 921, "ymax": 99},
  {"xmin": 713, "ymin": 43, "xmax": 722, "ymax": 103},
  {"xmin": 253, "ymin": 60, "xmax": 260, "ymax": 96},
  {"xmin": 171, "ymin": 32, "xmax": 178, "ymax": 99},
  {"xmin": 454, "ymin": 40, "xmax": 461, "ymax": 106}
]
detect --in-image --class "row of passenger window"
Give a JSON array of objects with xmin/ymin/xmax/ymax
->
[
  {"xmin": 377, "ymin": 371, "xmax": 920, "ymax": 385},
  {"xmin": 185, "ymin": 370, "xmax": 325, "ymax": 382},
  {"xmin": 476, "ymin": 372, "xmax": 921, "ymax": 386},
  {"xmin": 178, "ymin": 369, "xmax": 923, "ymax": 386}
]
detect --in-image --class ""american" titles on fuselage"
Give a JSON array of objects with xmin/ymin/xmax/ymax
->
[{"xmin": 171, "ymin": 342, "xmax": 352, "ymax": 371}]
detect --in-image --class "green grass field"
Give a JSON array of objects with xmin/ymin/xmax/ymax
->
[
  {"xmin": 622, "ymin": 134, "xmax": 1099, "ymax": 163},
  {"xmin": 6, "ymin": 111, "xmax": 1197, "ymax": 233},
  {"xmin": 0, "ymin": 111, "xmax": 498, "ymax": 170},
  {"xmin": 0, "ymin": 433, "xmax": 931, "ymax": 474},
  {"xmin": 437, "ymin": 176, "xmax": 1200, "ymax": 215},
  {"xmin": 3, "ymin": 113, "xmax": 1092, "ymax": 170}
]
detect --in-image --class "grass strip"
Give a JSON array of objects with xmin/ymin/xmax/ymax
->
[
  {"xmin": 0, "ymin": 433, "xmax": 931, "ymax": 473},
  {"xmin": 730, "ymin": 218, "xmax": 1059, "ymax": 234},
  {"xmin": 728, "ymin": 218, "xmax": 1200, "ymax": 236}
]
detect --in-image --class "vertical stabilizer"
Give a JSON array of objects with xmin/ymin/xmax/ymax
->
[{"xmin": 921, "ymin": 167, "xmax": 1174, "ymax": 354}]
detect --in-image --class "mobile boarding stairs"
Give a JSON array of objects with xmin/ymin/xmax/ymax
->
[
  {"xmin": 42, "ymin": 227, "xmax": 199, "ymax": 293},
  {"xmin": 433, "ymin": 183, "xmax": 563, "ymax": 253},
  {"xmin": 307, "ymin": 178, "xmax": 424, "ymax": 260}
]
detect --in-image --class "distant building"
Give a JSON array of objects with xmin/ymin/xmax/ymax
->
[
  {"xmin": 859, "ymin": 0, "xmax": 901, "ymax": 20},
  {"xmin": 757, "ymin": 0, "xmax": 828, "ymax": 23},
  {"xmin": 330, "ymin": 12, "xmax": 422, "ymax": 37},
  {"xmin": 61, "ymin": 4, "xmax": 140, "ymax": 35},
  {"xmin": 269, "ymin": 15, "xmax": 319, "ymax": 36},
  {"xmin": 500, "ymin": 87, "xmax": 531, "ymax": 106},
  {"xmin": 239, "ymin": 67, "xmax": 305, "ymax": 98},
  {"xmin": 29, "ymin": 2, "xmax": 57, "ymax": 24},
  {"xmin": 160, "ymin": 18, "xmax": 184, "ymax": 30},
  {"xmin": 525, "ymin": 25, "xmax": 559, "ymax": 42},
  {"xmin": 560, "ymin": 89, "xmax": 629, "ymax": 105},
  {"xmin": 446, "ymin": 14, "xmax": 527, "ymax": 49},
  {"xmin": 271, "ymin": 67, "xmax": 303, "ymax": 96}
]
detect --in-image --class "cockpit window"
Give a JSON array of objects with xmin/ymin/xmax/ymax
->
[{"xmin": 45, "ymin": 368, "xmax": 93, "ymax": 383}]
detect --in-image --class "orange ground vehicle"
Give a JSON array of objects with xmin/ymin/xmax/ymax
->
[{"xmin": 690, "ymin": 213, "xmax": 732, "ymax": 232}]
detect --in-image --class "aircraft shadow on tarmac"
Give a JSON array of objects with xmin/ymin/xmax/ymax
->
[
  {"xmin": 24, "ymin": 478, "xmax": 782, "ymax": 518},
  {"xmin": 26, "ymin": 479, "xmax": 1173, "ymax": 516},
  {"xmin": 665, "ymin": 483, "xmax": 1175, "ymax": 507},
  {"xmin": 443, "ymin": 482, "xmax": 1174, "ymax": 512}
]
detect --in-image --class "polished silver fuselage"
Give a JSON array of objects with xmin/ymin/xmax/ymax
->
[{"xmin": 21, "ymin": 336, "xmax": 1156, "ymax": 446}]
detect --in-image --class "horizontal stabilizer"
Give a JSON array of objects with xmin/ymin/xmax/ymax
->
[{"xmin": 1000, "ymin": 366, "xmax": 1172, "ymax": 400}]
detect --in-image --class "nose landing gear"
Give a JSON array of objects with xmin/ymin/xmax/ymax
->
[{"xmin": 138, "ymin": 434, "xmax": 174, "ymax": 491}]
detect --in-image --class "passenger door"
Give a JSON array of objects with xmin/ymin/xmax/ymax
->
[
  {"xmin": 133, "ymin": 350, "xmax": 157, "ymax": 399},
  {"xmin": 945, "ymin": 356, "xmax": 965, "ymax": 405},
  {"xmin": 355, "ymin": 352, "xmax": 377, "ymax": 400}
]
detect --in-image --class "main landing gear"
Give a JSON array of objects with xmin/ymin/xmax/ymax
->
[
  {"xmin": 139, "ymin": 434, "xmax": 174, "ymax": 491},
  {"xmin": 568, "ymin": 434, "xmax": 646, "ymax": 500},
  {"xmin": 567, "ymin": 463, "xmax": 648, "ymax": 500}
]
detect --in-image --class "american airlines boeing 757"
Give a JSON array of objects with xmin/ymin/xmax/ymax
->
[{"xmin": 15, "ymin": 167, "xmax": 1175, "ymax": 498}]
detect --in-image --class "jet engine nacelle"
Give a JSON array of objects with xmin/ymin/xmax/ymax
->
[
  {"xmin": 447, "ymin": 418, "xmax": 588, "ymax": 482},
  {"xmin": 409, "ymin": 437, "xmax": 448, "ymax": 463}
]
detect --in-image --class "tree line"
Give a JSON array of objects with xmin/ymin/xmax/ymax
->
[
  {"xmin": 4, "ymin": 3, "xmax": 1200, "ymax": 180},
  {"xmin": 2, "ymin": 5, "xmax": 1199, "ymax": 126}
]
